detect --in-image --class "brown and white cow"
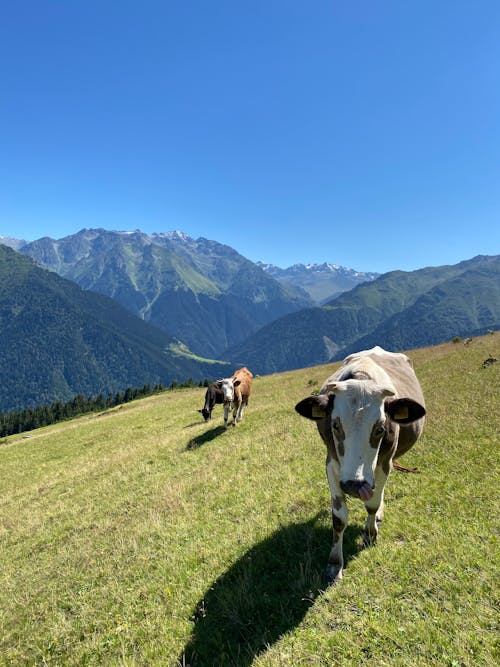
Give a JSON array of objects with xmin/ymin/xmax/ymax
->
[
  {"xmin": 217, "ymin": 367, "xmax": 254, "ymax": 428},
  {"xmin": 295, "ymin": 346, "xmax": 426, "ymax": 584}
]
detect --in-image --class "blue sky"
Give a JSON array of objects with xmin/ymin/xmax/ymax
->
[{"xmin": 1, "ymin": 1, "xmax": 499, "ymax": 273}]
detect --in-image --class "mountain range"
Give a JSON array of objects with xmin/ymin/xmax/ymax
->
[
  {"xmin": 258, "ymin": 262, "xmax": 379, "ymax": 303},
  {"xmin": 224, "ymin": 254, "xmax": 500, "ymax": 373},
  {"xmin": 1, "ymin": 229, "xmax": 499, "ymax": 412},
  {"xmin": 16, "ymin": 229, "xmax": 313, "ymax": 358},
  {"xmin": 0, "ymin": 245, "xmax": 230, "ymax": 412}
]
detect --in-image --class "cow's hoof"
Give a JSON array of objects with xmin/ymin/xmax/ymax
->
[{"xmin": 325, "ymin": 564, "xmax": 343, "ymax": 585}]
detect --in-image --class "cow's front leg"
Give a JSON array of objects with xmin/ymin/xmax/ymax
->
[
  {"xmin": 326, "ymin": 458, "xmax": 348, "ymax": 584},
  {"xmin": 231, "ymin": 402, "xmax": 239, "ymax": 426},
  {"xmin": 223, "ymin": 403, "xmax": 231, "ymax": 428},
  {"xmin": 363, "ymin": 464, "xmax": 389, "ymax": 547},
  {"xmin": 235, "ymin": 399, "xmax": 246, "ymax": 423}
]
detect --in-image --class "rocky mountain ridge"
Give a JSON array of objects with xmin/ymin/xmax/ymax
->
[
  {"xmin": 19, "ymin": 229, "xmax": 313, "ymax": 358},
  {"xmin": 258, "ymin": 261, "xmax": 379, "ymax": 303}
]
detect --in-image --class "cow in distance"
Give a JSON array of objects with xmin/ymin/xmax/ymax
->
[{"xmin": 217, "ymin": 367, "xmax": 254, "ymax": 428}]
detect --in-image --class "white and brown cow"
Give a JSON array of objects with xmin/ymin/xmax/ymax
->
[
  {"xmin": 217, "ymin": 367, "xmax": 254, "ymax": 428},
  {"xmin": 295, "ymin": 346, "xmax": 426, "ymax": 584}
]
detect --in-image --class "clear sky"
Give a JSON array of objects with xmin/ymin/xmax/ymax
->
[{"xmin": 1, "ymin": 1, "xmax": 499, "ymax": 273}]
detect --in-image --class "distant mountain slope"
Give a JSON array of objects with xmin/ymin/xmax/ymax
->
[
  {"xmin": 341, "ymin": 263, "xmax": 500, "ymax": 356},
  {"xmin": 0, "ymin": 245, "xmax": 231, "ymax": 412},
  {"xmin": 258, "ymin": 262, "xmax": 379, "ymax": 303},
  {"xmin": 21, "ymin": 229, "xmax": 313, "ymax": 357},
  {"xmin": 224, "ymin": 255, "xmax": 500, "ymax": 374},
  {"xmin": 0, "ymin": 236, "xmax": 27, "ymax": 250}
]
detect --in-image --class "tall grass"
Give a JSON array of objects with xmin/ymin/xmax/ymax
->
[{"xmin": 1, "ymin": 336, "xmax": 499, "ymax": 666}]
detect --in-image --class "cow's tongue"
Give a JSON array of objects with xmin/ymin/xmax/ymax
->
[{"xmin": 358, "ymin": 482, "xmax": 374, "ymax": 501}]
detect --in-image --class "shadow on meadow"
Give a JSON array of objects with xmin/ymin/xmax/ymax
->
[
  {"xmin": 185, "ymin": 424, "xmax": 227, "ymax": 450},
  {"xmin": 178, "ymin": 513, "xmax": 363, "ymax": 666}
]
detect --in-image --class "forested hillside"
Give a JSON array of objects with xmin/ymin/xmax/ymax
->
[
  {"xmin": 0, "ymin": 245, "xmax": 230, "ymax": 412},
  {"xmin": 224, "ymin": 255, "xmax": 500, "ymax": 373}
]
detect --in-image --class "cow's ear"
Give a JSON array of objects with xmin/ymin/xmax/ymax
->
[
  {"xmin": 385, "ymin": 398, "xmax": 426, "ymax": 424},
  {"xmin": 215, "ymin": 380, "xmax": 223, "ymax": 388},
  {"xmin": 295, "ymin": 394, "xmax": 332, "ymax": 421}
]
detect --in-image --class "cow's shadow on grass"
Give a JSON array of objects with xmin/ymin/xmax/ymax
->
[
  {"xmin": 185, "ymin": 424, "xmax": 227, "ymax": 450},
  {"xmin": 178, "ymin": 513, "xmax": 363, "ymax": 666}
]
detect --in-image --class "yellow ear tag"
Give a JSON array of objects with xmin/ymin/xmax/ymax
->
[
  {"xmin": 394, "ymin": 407, "xmax": 409, "ymax": 420},
  {"xmin": 312, "ymin": 406, "xmax": 325, "ymax": 419}
]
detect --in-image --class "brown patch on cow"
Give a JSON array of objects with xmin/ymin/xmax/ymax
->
[
  {"xmin": 382, "ymin": 456, "xmax": 391, "ymax": 476},
  {"xmin": 332, "ymin": 495, "xmax": 343, "ymax": 511},
  {"xmin": 332, "ymin": 417, "xmax": 345, "ymax": 457},
  {"xmin": 377, "ymin": 442, "xmax": 395, "ymax": 478},
  {"xmin": 317, "ymin": 398, "xmax": 338, "ymax": 462},
  {"xmin": 323, "ymin": 435, "xmax": 338, "ymax": 463},
  {"xmin": 339, "ymin": 369, "xmax": 372, "ymax": 381},
  {"xmin": 370, "ymin": 421, "xmax": 385, "ymax": 449},
  {"xmin": 231, "ymin": 367, "xmax": 253, "ymax": 405},
  {"xmin": 379, "ymin": 426, "xmax": 398, "ymax": 460},
  {"xmin": 331, "ymin": 513, "xmax": 345, "ymax": 533}
]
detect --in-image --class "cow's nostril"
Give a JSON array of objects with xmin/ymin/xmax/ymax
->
[{"xmin": 340, "ymin": 480, "xmax": 364, "ymax": 496}]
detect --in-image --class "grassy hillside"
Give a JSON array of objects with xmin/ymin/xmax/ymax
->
[{"xmin": 1, "ymin": 336, "xmax": 499, "ymax": 666}]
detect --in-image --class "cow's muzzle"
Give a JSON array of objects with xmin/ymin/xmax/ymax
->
[{"xmin": 340, "ymin": 479, "xmax": 374, "ymax": 501}]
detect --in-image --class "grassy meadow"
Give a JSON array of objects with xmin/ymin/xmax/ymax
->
[{"xmin": 1, "ymin": 335, "xmax": 499, "ymax": 666}]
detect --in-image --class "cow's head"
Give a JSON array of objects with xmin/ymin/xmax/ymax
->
[
  {"xmin": 198, "ymin": 407, "xmax": 211, "ymax": 421},
  {"xmin": 216, "ymin": 378, "xmax": 241, "ymax": 405},
  {"xmin": 295, "ymin": 380, "xmax": 426, "ymax": 500}
]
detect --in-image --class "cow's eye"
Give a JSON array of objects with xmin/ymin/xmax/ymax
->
[{"xmin": 374, "ymin": 424, "xmax": 385, "ymax": 437}]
